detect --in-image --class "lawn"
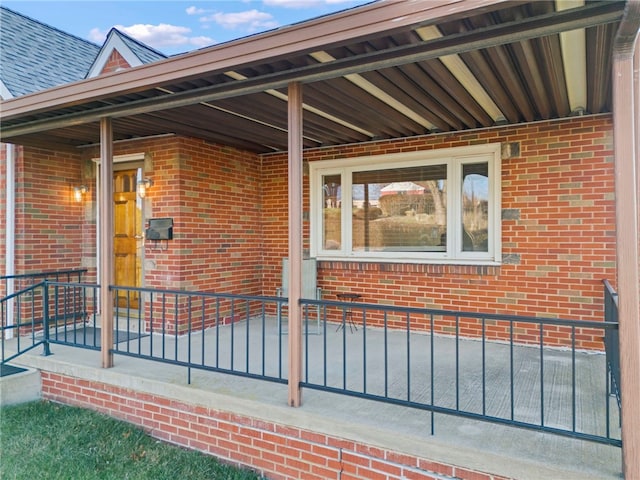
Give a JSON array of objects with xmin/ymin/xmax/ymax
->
[{"xmin": 0, "ymin": 400, "xmax": 263, "ymax": 480}]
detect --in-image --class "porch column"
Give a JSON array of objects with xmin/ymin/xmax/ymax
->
[
  {"xmin": 99, "ymin": 118, "xmax": 114, "ymax": 368},
  {"xmin": 287, "ymin": 81, "xmax": 303, "ymax": 407},
  {"xmin": 612, "ymin": 6, "xmax": 640, "ymax": 477}
]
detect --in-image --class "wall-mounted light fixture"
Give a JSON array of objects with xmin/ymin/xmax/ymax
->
[
  {"xmin": 137, "ymin": 178, "xmax": 153, "ymax": 198},
  {"xmin": 73, "ymin": 185, "xmax": 88, "ymax": 203}
]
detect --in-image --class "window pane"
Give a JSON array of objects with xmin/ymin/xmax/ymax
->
[
  {"xmin": 322, "ymin": 175, "xmax": 341, "ymax": 250},
  {"xmin": 462, "ymin": 163, "xmax": 489, "ymax": 252},
  {"xmin": 352, "ymin": 166, "xmax": 447, "ymax": 252}
]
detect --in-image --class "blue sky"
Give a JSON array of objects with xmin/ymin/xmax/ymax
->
[{"xmin": 3, "ymin": 0, "xmax": 370, "ymax": 55}]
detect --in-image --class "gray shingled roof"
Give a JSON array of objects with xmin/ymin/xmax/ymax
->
[
  {"xmin": 0, "ymin": 7, "xmax": 168, "ymax": 99},
  {"xmin": 0, "ymin": 6, "xmax": 101, "ymax": 98}
]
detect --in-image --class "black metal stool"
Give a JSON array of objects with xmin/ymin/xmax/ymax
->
[{"xmin": 336, "ymin": 292, "xmax": 361, "ymax": 333}]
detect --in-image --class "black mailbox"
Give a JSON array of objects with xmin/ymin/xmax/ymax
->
[{"xmin": 146, "ymin": 218, "xmax": 173, "ymax": 240}]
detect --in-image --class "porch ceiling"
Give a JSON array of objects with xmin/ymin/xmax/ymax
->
[{"xmin": 0, "ymin": 0, "xmax": 627, "ymax": 154}]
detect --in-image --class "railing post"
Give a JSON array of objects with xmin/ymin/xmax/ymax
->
[
  {"xmin": 42, "ymin": 281, "xmax": 51, "ymax": 356},
  {"xmin": 4, "ymin": 277, "xmax": 15, "ymax": 340}
]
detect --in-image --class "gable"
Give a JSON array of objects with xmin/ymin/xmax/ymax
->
[{"xmin": 87, "ymin": 29, "xmax": 167, "ymax": 78}]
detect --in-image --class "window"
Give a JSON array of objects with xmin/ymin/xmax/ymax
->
[{"xmin": 310, "ymin": 144, "xmax": 501, "ymax": 264}]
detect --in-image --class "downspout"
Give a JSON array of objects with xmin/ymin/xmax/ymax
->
[
  {"xmin": 4, "ymin": 143, "xmax": 15, "ymax": 339},
  {"xmin": 612, "ymin": 1, "xmax": 640, "ymax": 478}
]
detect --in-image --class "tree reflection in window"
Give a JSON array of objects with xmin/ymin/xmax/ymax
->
[
  {"xmin": 351, "ymin": 165, "xmax": 447, "ymax": 252},
  {"xmin": 462, "ymin": 163, "xmax": 489, "ymax": 252},
  {"xmin": 322, "ymin": 175, "xmax": 341, "ymax": 250}
]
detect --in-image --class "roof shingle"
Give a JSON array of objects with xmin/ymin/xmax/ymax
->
[{"xmin": 0, "ymin": 6, "xmax": 100, "ymax": 98}]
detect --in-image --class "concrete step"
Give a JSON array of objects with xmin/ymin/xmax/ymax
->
[{"xmin": 0, "ymin": 365, "xmax": 41, "ymax": 406}]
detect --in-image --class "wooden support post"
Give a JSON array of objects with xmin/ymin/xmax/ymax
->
[
  {"xmin": 612, "ymin": 12, "xmax": 640, "ymax": 478},
  {"xmin": 100, "ymin": 118, "xmax": 114, "ymax": 368},
  {"xmin": 287, "ymin": 81, "xmax": 303, "ymax": 407}
]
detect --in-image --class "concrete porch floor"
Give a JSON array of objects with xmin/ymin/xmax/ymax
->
[{"xmin": 3, "ymin": 316, "xmax": 622, "ymax": 480}]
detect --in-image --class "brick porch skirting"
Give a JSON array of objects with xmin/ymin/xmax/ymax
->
[{"xmin": 41, "ymin": 371, "xmax": 510, "ymax": 480}]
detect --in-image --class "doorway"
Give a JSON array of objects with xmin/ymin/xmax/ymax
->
[{"xmin": 113, "ymin": 168, "xmax": 143, "ymax": 309}]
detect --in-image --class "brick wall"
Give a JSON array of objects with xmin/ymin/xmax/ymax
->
[
  {"xmin": 0, "ymin": 146, "xmax": 94, "ymax": 329},
  {"xmin": 14, "ymin": 146, "xmax": 90, "ymax": 276},
  {"xmin": 261, "ymin": 116, "xmax": 616, "ymax": 339},
  {"xmin": 7, "ymin": 115, "xmax": 615, "ymax": 342},
  {"xmin": 100, "ymin": 49, "xmax": 131, "ymax": 74},
  {"xmin": 78, "ymin": 136, "xmax": 264, "ymax": 297},
  {"xmin": 82, "ymin": 137, "xmax": 264, "ymax": 331},
  {"xmin": 41, "ymin": 371, "xmax": 511, "ymax": 480}
]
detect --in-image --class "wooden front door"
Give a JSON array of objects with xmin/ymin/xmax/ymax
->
[{"xmin": 113, "ymin": 169, "xmax": 142, "ymax": 309}]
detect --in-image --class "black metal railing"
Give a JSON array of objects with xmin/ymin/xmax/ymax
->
[
  {"xmin": 1, "ymin": 283, "xmax": 48, "ymax": 363},
  {"xmin": 3, "ymin": 280, "xmax": 621, "ymax": 448},
  {"xmin": 111, "ymin": 285, "xmax": 289, "ymax": 386},
  {"xmin": 603, "ymin": 280, "xmax": 620, "ymax": 409},
  {"xmin": 44, "ymin": 281, "xmax": 99, "ymax": 349},
  {"xmin": 1, "ymin": 268, "xmax": 87, "ymax": 296},
  {"xmin": 1, "ymin": 280, "xmax": 98, "ymax": 364},
  {"xmin": 1, "ymin": 269, "xmax": 89, "ymax": 347},
  {"xmin": 300, "ymin": 297, "xmax": 621, "ymax": 447}
]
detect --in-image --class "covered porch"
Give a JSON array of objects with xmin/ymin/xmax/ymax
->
[{"xmin": 1, "ymin": 1, "xmax": 639, "ymax": 478}]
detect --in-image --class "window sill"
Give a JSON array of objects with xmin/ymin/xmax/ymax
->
[{"xmin": 316, "ymin": 258, "xmax": 501, "ymax": 276}]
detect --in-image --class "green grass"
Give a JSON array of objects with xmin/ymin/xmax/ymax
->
[{"xmin": 0, "ymin": 400, "xmax": 263, "ymax": 480}]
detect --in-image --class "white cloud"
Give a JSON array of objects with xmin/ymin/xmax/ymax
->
[
  {"xmin": 202, "ymin": 9, "xmax": 278, "ymax": 32},
  {"xmin": 188, "ymin": 35, "xmax": 216, "ymax": 48},
  {"xmin": 186, "ymin": 6, "xmax": 205, "ymax": 15},
  {"xmin": 89, "ymin": 24, "xmax": 214, "ymax": 50},
  {"xmin": 89, "ymin": 28, "xmax": 107, "ymax": 43}
]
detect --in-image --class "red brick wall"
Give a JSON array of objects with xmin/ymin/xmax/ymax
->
[
  {"xmin": 100, "ymin": 50, "xmax": 131, "ymax": 74},
  {"xmin": 14, "ymin": 147, "xmax": 90, "ymax": 276},
  {"xmin": 8, "ymin": 116, "xmax": 614, "ymax": 341},
  {"xmin": 1, "ymin": 134, "xmax": 261, "ymax": 302},
  {"xmin": 41, "ymin": 371, "xmax": 511, "ymax": 480},
  {"xmin": 261, "ymin": 116, "xmax": 616, "ymax": 334},
  {"xmin": 0, "ymin": 146, "xmax": 94, "ymax": 327},
  {"xmin": 84, "ymin": 137, "xmax": 263, "ymax": 330},
  {"xmin": 77, "ymin": 136, "xmax": 264, "ymax": 297},
  {"xmin": 110, "ymin": 137, "xmax": 263, "ymax": 295}
]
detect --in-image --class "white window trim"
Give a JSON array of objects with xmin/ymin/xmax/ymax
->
[{"xmin": 309, "ymin": 144, "xmax": 502, "ymax": 265}]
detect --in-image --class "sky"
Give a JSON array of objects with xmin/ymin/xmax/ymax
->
[{"xmin": 3, "ymin": 0, "xmax": 371, "ymax": 55}]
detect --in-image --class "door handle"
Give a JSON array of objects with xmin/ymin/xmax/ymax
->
[{"xmin": 134, "ymin": 235, "xmax": 143, "ymax": 239}]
